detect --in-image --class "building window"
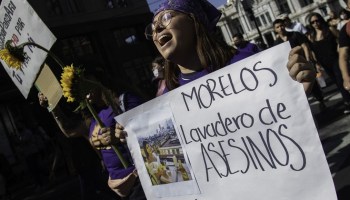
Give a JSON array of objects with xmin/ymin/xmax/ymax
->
[
  {"xmin": 117, "ymin": 0, "xmax": 127, "ymax": 7},
  {"xmin": 105, "ymin": 0, "xmax": 128, "ymax": 8},
  {"xmin": 46, "ymin": 0, "xmax": 62, "ymax": 15},
  {"xmin": 46, "ymin": 0, "xmax": 80, "ymax": 15},
  {"xmin": 106, "ymin": 0, "xmax": 115, "ymax": 8},
  {"xmin": 125, "ymin": 35, "xmax": 137, "ymax": 44},
  {"xmin": 113, "ymin": 28, "xmax": 138, "ymax": 47},
  {"xmin": 260, "ymin": 15, "xmax": 267, "ymax": 26},
  {"xmin": 122, "ymin": 57, "xmax": 154, "ymax": 91},
  {"xmin": 276, "ymin": 0, "xmax": 291, "ymax": 14},
  {"xmin": 265, "ymin": 12, "xmax": 272, "ymax": 23},
  {"xmin": 298, "ymin": 0, "xmax": 313, "ymax": 7},
  {"xmin": 60, "ymin": 36, "xmax": 94, "ymax": 60},
  {"xmin": 255, "ymin": 17, "xmax": 262, "ymax": 27},
  {"xmin": 63, "ymin": 0, "xmax": 79, "ymax": 14},
  {"xmin": 228, "ymin": 18, "xmax": 244, "ymax": 35}
]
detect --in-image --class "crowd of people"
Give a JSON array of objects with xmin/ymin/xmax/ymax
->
[
  {"xmin": 15, "ymin": 0, "xmax": 350, "ymax": 199},
  {"xmin": 270, "ymin": 4, "xmax": 350, "ymax": 114}
]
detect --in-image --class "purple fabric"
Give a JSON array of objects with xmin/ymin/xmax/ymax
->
[
  {"xmin": 227, "ymin": 50, "xmax": 256, "ymax": 65},
  {"xmin": 178, "ymin": 69, "xmax": 209, "ymax": 85},
  {"xmin": 154, "ymin": 0, "xmax": 221, "ymax": 32},
  {"xmin": 89, "ymin": 93, "xmax": 143, "ymax": 179},
  {"xmin": 236, "ymin": 42, "xmax": 260, "ymax": 57},
  {"xmin": 123, "ymin": 92, "xmax": 143, "ymax": 111},
  {"xmin": 162, "ymin": 69, "xmax": 209, "ymax": 94}
]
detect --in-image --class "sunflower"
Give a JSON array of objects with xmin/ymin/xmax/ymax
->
[
  {"xmin": 0, "ymin": 40, "xmax": 27, "ymax": 70},
  {"xmin": 60, "ymin": 64, "xmax": 82, "ymax": 102},
  {"xmin": 0, "ymin": 48, "xmax": 23, "ymax": 70}
]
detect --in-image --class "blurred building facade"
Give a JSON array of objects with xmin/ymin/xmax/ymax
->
[{"xmin": 218, "ymin": 0, "xmax": 346, "ymax": 47}]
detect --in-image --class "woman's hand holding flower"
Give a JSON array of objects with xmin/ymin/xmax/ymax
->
[{"xmin": 99, "ymin": 127, "xmax": 116, "ymax": 146}]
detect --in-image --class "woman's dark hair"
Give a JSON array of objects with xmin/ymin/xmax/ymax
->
[
  {"xmin": 163, "ymin": 13, "xmax": 236, "ymax": 90},
  {"xmin": 273, "ymin": 19, "xmax": 285, "ymax": 27},
  {"xmin": 308, "ymin": 12, "xmax": 330, "ymax": 42},
  {"xmin": 232, "ymin": 33, "xmax": 244, "ymax": 39},
  {"xmin": 152, "ymin": 56, "xmax": 165, "ymax": 67}
]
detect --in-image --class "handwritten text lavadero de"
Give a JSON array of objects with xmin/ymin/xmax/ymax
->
[{"xmin": 179, "ymin": 61, "xmax": 306, "ymax": 182}]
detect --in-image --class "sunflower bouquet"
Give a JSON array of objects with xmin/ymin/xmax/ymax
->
[{"xmin": 0, "ymin": 40, "xmax": 129, "ymax": 168}]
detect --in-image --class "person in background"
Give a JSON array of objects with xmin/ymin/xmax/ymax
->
[
  {"xmin": 308, "ymin": 12, "xmax": 350, "ymax": 114},
  {"xmin": 85, "ymin": 83, "xmax": 145, "ymax": 199},
  {"xmin": 151, "ymin": 56, "xmax": 166, "ymax": 97},
  {"xmin": 38, "ymin": 70, "xmax": 146, "ymax": 199},
  {"xmin": 231, "ymin": 32, "xmax": 260, "ymax": 58},
  {"xmin": 339, "ymin": 0, "xmax": 350, "ymax": 94},
  {"xmin": 38, "ymin": 93, "xmax": 119, "ymax": 200},
  {"xmin": 273, "ymin": 19, "xmax": 312, "ymax": 62},
  {"xmin": 274, "ymin": 17, "xmax": 326, "ymax": 116},
  {"xmin": 339, "ymin": 23, "xmax": 350, "ymax": 89},
  {"xmin": 337, "ymin": 8, "xmax": 350, "ymax": 31},
  {"xmin": 283, "ymin": 15, "xmax": 308, "ymax": 34},
  {"xmin": 327, "ymin": 10, "xmax": 340, "ymax": 31}
]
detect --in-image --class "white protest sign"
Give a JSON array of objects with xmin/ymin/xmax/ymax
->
[
  {"xmin": 0, "ymin": 0, "xmax": 56, "ymax": 98},
  {"xmin": 116, "ymin": 42, "xmax": 337, "ymax": 200}
]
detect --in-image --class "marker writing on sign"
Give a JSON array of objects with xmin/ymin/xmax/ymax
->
[
  {"xmin": 198, "ymin": 123, "xmax": 306, "ymax": 182},
  {"xmin": 179, "ymin": 99, "xmax": 306, "ymax": 182},
  {"xmin": 181, "ymin": 61, "xmax": 278, "ymax": 111},
  {"xmin": 180, "ymin": 99, "xmax": 289, "ymax": 143},
  {"xmin": 0, "ymin": 0, "xmax": 16, "ymax": 49}
]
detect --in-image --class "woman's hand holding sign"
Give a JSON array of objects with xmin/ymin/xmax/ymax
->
[
  {"xmin": 115, "ymin": 123, "xmax": 127, "ymax": 143},
  {"xmin": 287, "ymin": 46, "xmax": 316, "ymax": 94}
]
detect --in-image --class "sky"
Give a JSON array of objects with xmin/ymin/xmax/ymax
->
[{"xmin": 147, "ymin": 0, "xmax": 228, "ymax": 13}]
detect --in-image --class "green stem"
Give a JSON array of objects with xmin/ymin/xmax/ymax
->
[
  {"xmin": 85, "ymin": 98, "xmax": 105, "ymax": 127},
  {"xmin": 85, "ymin": 99, "xmax": 129, "ymax": 169},
  {"xmin": 83, "ymin": 78, "xmax": 123, "ymax": 114},
  {"xmin": 21, "ymin": 42, "xmax": 65, "ymax": 69}
]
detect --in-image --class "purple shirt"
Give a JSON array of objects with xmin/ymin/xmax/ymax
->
[
  {"xmin": 235, "ymin": 42, "xmax": 260, "ymax": 59},
  {"xmin": 228, "ymin": 47, "xmax": 258, "ymax": 64},
  {"xmin": 89, "ymin": 93, "xmax": 143, "ymax": 179},
  {"xmin": 178, "ymin": 69, "xmax": 210, "ymax": 86}
]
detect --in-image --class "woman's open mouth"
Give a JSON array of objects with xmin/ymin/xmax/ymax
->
[{"xmin": 157, "ymin": 34, "xmax": 172, "ymax": 47}]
